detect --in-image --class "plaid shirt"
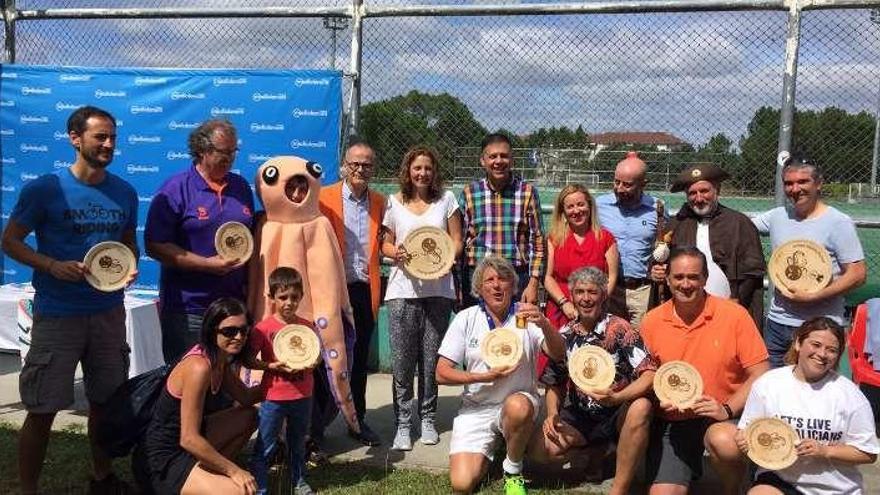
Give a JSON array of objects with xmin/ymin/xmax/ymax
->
[{"xmin": 460, "ymin": 175, "xmax": 546, "ymax": 278}]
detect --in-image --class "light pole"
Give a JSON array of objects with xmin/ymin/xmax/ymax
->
[
  {"xmin": 323, "ymin": 16, "xmax": 348, "ymax": 70},
  {"xmin": 871, "ymin": 9, "xmax": 880, "ymax": 191}
]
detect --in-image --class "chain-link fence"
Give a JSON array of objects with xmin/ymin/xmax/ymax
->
[{"xmin": 2, "ymin": 0, "xmax": 880, "ymax": 301}]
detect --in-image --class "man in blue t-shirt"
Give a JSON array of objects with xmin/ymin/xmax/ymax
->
[
  {"xmin": 1, "ymin": 106, "xmax": 138, "ymax": 494},
  {"xmin": 753, "ymin": 153, "xmax": 866, "ymax": 367}
]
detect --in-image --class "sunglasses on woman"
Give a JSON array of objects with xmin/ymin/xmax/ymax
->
[{"xmin": 217, "ymin": 325, "xmax": 250, "ymax": 339}]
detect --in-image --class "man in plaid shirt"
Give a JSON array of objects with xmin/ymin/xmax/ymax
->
[{"xmin": 460, "ymin": 133, "xmax": 546, "ymax": 307}]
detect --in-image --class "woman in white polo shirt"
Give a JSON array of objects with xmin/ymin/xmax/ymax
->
[{"xmin": 436, "ymin": 256, "xmax": 565, "ymax": 495}]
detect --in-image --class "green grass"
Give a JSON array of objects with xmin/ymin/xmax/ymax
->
[{"xmin": 0, "ymin": 423, "xmax": 602, "ymax": 494}]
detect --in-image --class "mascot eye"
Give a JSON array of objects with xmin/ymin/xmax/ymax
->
[
  {"xmin": 306, "ymin": 161, "xmax": 323, "ymax": 179},
  {"xmin": 262, "ymin": 166, "xmax": 279, "ymax": 185}
]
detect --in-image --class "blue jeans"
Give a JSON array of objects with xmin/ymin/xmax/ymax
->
[
  {"xmin": 765, "ymin": 319, "xmax": 799, "ymax": 368},
  {"xmin": 251, "ymin": 397, "xmax": 312, "ymax": 494}
]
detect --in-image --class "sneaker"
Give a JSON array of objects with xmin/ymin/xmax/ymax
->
[
  {"xmin": 503, "ymin": 473, "xmax": 527, "ymax": 495},
  {"xmin": 420, "ymin": 420, "xmax": 439, "ymax": 445},
  {"xmin": 88, "ymin": 472, "xmax": 131, "ymax": 495},
  {"xmin": 347, "ymin": 420, "xmax": 382, "ymax": 447},
  {"xmin": 391, "ymin": 427, "xmax": 412, "ymax": 451},
  {"xmin": 305, "ymin": 438, "xmax": 329, "ymax": 467},
  {"xmin": 294, "ymin": 480, "xmax": 316, "ymax": 495}
]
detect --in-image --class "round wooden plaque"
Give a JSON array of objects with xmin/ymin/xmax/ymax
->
[
  {"xmin": 401, "ymin": 226, "xmax": 455, "ymax": 280},
  {"xmin": 568, "ymin": 345, "xmax": 616, "ymax": 392},
  {"xmin": 653, "ymin": 360, "xmax": 704, "ymax": 409},
  {"xmin": 480, "ymin": 327, "xmax": 524, "ymax": 369},
  {"xmin": 768, "ymin": 239, "xmax": 832, "ymax": 298},
  {"xmin": 744, "ymin": 417, "xmax": 799, "ymax": 471},
  {"xmin": 83, "ymin": 241, "xmax": 136, "ymax": 292},
  {"xmin": 272, "ymin": 324, "xmax": 321, "ymax": 371},
  {"xmin": 214, "ymin": 221, "xmax": 254, "ymax": 262}
]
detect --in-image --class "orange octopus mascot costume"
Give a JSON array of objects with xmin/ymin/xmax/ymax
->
[{"xmin": 248, "ymin": 156, "xmax": 359, "ymax": 432}]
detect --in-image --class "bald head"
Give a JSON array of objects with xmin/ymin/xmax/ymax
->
[{"xmin": 613, "ymin": 151, "xmax": 647, "ymax": 206}]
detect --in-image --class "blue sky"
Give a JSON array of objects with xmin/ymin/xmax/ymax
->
[{"xmin": 5, "ymin": 2, "xmax": 880, "ymax": 148}]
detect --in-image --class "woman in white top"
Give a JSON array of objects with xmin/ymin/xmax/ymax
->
[
  {"xmin": 735, "ymin": 317, "xmax": 879, "ymax": 495},
  {"xmin": 381, "ymin": 146, "xmax": 463, "ymax": 451}
]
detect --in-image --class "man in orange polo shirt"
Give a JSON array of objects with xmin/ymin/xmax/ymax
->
[
  {"xmin": 316, "ymin": 141, "xmax": 386, "ymax": 450},
  {"xmin": 641, "ymin": 247, "xmax": 768, "ymax": 495}
]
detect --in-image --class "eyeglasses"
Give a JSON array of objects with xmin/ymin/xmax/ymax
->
[
  {"xmin": 210, "ymin": 145, "xmax": 239, "ymax": 158},
  {"xmin": 217, "ymin": 325, "xmax": 250, "ymax": 339},
  {"xmin": 346, "ymin": 161, "xmax": 374, "ymax": 170}
]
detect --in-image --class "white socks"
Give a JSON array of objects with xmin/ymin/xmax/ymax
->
[{"xmin": 502, "ymin": 456, "xmax": 523, "ymax": 475}]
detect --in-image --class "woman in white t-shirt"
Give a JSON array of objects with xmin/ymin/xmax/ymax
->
[
  {"xmin": 381, "ymin": 146, "xmax": 463, "ymax": 451},
  {"xmin": 735, "ymin": 317, "xmax": 879, "ymax": 495}
]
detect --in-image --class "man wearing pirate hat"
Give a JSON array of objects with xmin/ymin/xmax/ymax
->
[{"xmin": 659, "ymin": 162, "xmax": 766, "ymax": 329}]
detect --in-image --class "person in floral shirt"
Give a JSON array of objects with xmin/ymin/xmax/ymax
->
[{"xmin": 531, "ymin": 266, "xmax": 657, "ymax": 495}]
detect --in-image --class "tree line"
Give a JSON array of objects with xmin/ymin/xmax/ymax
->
[{"xmin": 360, "ymin": 91, "xmax": 876, "ymax": 195}]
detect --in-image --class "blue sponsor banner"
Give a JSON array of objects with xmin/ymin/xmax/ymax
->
[{"xmin": 0, "ymin": 64, "xmax": 343, "ymax": 291}]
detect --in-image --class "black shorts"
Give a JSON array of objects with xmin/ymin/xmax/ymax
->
[
  {"xmin": 754, "ymin": 472, "xmax": 803, "ymax": 495},
  {"xmin": 558, "ymin": 405, "xmax": 622, "ymax": 445},
  {"xmin": 646, "ymin": 418, "xmax": 711, "ymax": 486}
]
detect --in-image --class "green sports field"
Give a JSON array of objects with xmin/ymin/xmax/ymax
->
[{"xmin": 374, "ymin": 182, "xmax": 880, "ymax": 306}]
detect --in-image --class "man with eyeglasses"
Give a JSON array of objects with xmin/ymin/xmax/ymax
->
[
  {"xmin": 596, "ymin": 151, "xmax": 666, "ymax": 327},
  {"xmin": 317, "ymin": 140, "xmax": 386, "ymax": 449},
  {"xmin": 146, "ymin": 118, "xmax": 255, "ymax": 362}
]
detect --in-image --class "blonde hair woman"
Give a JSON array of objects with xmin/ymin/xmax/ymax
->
[{"xmin": 543, "ymin": 184, "xmax": 619, "ymax": 331}]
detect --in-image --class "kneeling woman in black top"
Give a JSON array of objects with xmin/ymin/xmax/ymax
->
[{"xmin": 138, "ymin": 297, "xmax": 261, "ymax": 494}]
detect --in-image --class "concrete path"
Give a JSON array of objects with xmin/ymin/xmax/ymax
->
[{"xmin": 1, "ymin": 354, "xmax": 878, "ymax": 493}]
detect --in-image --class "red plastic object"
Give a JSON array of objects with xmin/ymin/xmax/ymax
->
[{"xmin": 848, "ymin": 303, "xmax": 880, "ymax": 387}]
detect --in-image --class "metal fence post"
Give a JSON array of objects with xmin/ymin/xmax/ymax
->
[
  {"xmin": 3, "ymin": 0, "xmax": 15, "ymax": 63},
  {"xmin": 775, "ymin": 0, "xmax": 802, "ymax": 206},
  {"xmin": 348, "ymin": 0, "xmax": 364, "ymax": 137},
  {"xmin": 871, "ymin": 9, "xmax": 880, "ymax": 191}
]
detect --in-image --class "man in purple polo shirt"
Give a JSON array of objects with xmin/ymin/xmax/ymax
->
[{"xmin": 145, "ymin": 118, "xmax": 254, "ymax": 362}]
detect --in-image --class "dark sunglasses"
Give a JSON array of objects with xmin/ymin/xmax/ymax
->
[{"xmin": 217, "ymin": 325, "xmax": 250, "ymax": 338}]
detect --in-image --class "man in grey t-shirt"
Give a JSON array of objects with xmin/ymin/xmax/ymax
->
[{"xmin": 753, "ymin": 154, "xmax": 866, "ymax": 367}]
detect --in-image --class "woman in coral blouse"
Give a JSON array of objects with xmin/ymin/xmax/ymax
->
[{"xmin": 544, "ymin": 184, "xmax": 618, "ymax": 331}]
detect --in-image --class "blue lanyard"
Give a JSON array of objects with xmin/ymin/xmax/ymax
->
[{"xmin": 478, "ymin": 300, "xmax": 516, "ymax": 330}]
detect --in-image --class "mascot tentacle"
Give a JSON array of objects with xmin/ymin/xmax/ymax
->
[{"xmin": 248, "ymin": 156, "xmax": 359, "ymax": 431}]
